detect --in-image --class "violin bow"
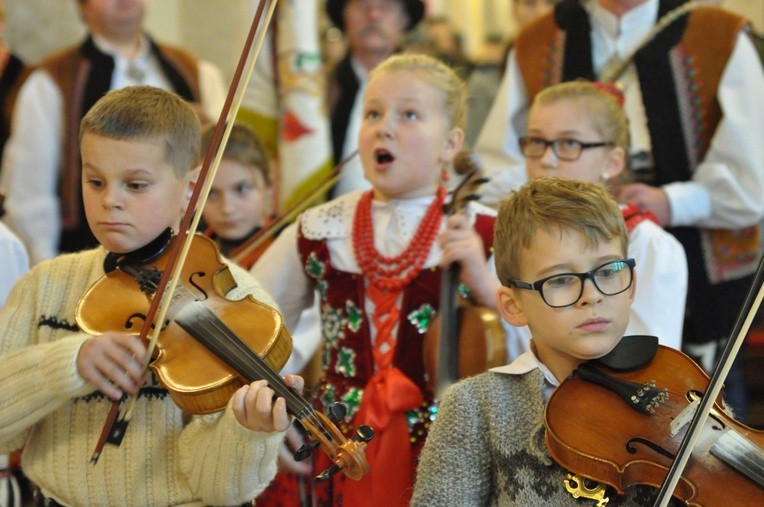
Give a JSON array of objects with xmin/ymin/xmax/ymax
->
[
  {"xmin": 654, "ymin": 251, "xmax": 764, "ymax": 505},
  {"xmin": 91, "ymin": 0, "xmax": 280, "ymax": 463}
]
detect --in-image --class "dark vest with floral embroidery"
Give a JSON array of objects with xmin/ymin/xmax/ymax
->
[
  {"xmin": 296, "ymin": 210, "xmax": 496, "ymax": 441},
  {"xmin": 514, "ymin": 0, "xmax": 757, "ymax": 284}
]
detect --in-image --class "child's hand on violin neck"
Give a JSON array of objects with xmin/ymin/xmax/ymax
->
[
  {"xmin": 77, "ymin": 333, "xmax": 147, "ymax": 400},
  {"xmin": 438, "ymin": 214, "xmax": 499, "ymax": 309},
  {"xmin": 438, "ymin": 215, "xmax": 484, "ymax": 268},
  {"xmin": 232, "ymin": 375, "xmax": 304, "ymax": 433}
]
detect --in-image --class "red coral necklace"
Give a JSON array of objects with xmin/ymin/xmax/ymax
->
[{"xmin": 352, "ymin": 188, "xmax": 446, "ymax": 291}]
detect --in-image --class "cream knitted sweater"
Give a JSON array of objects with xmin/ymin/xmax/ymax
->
[{"xmin": 0, "ymin": 247, "xmax": 284, "ymax": 506}]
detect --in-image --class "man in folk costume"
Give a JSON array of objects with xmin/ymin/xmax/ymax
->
[
  {"xmin": 325, "ymin": 0, "xmax": 425, "ymax": 198},
  {"xmin": 0, "ymin": 0, "xmax": 225, "ymax": 264},
  {"xmin": 474, "ymin": 0, "xmax": 764, "ymax": 419}
]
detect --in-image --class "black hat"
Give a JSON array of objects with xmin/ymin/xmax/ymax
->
[{"xmin": 326, "ymin": 0, "xmax": 425, "ymax": 32}]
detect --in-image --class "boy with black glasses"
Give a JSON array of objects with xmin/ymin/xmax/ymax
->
[{"xmin": 412, "ymin": 177, "xmax": 666, "ymax": 505}]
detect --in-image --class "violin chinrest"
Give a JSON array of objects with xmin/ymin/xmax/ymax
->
[{"xmin": 595, "ymin": 335, "xmax": 658, "ymax": 371}]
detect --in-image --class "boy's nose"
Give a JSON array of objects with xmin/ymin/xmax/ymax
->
[
  {"xmin": 220, "ymin": 194, "xmax": 236, "ymax": 214},
  {"xmin": 577, "ymin": 278, "xmax": 604, "ymax": 306},
  {"xmin": 102, "ymin": 188, "xmax": 123, "ymax": 209}
]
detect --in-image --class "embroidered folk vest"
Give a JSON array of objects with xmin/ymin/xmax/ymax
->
[{"xmin": 514, "ymin": 0, "xmax": 756, "ymax": 284}]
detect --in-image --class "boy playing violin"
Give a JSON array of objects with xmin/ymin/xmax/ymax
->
[
  {"xmin": 0, "ymin": 86, "xmax": 299, "ymax": 506},
  {"xmin": 412, "ymin": 177, "xmax": 670, "ymax": 505}
]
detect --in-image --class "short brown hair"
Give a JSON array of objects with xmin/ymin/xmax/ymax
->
[
  {"xmin": 201, "ymin": 122, "xmax": 271, "ymax": 186},
  {"xmin": 494, "ymin": 177, "xmax": 628, "ymax": 281},
  {"xmin": 80, "ymin": 86, "xmax": 201, "ymax": 176}
]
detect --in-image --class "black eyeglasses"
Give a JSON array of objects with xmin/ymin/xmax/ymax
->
[
  {"xmin": 519, "ymin": 136, "xmax": 615, "ymax": 161},
  {"xmin": 504, "ymin": 258, "xmax": 636, "ymax": 308}
]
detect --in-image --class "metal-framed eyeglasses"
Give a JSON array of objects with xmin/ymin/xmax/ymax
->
[
  {"xmin": 504, "ymin": 258, "xmax": 636, "ymax": 308},
  {"xmin": 519, "ymin": 136, "xmax": 615, "ymax": 161}
]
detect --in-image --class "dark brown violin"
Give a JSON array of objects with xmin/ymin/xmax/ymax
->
[
  {"xmin": 423, "ymin": 161, "xmax": 506, "ymax": 396},
  {"xmin": 77, "ymin": 232, "xmax": 372, "ymax": 481},
  {"xmin": 545, "ymin": 335, "xmax": 764, "ymax": 506}
]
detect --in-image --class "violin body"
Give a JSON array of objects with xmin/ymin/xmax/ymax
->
[
  {"xmin": 76, "ymin": 234, "xmax": 292, "ymax": 414},
  {"xmin": 545, "ymin": 345, "xmax": 764, "ymax": 506},
  {"xmin": 423, "ymin": 302, "xmax": 506, "ymax": 393}
]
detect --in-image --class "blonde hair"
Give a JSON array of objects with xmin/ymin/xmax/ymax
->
[
  {"xmin": 533, "ymin": 81, "xmax": 629, "ymax": 167},
  {"xmin": 201, "ymin": 122, "xmax": 271, "ymax": 186},
  {"xmin": 494, "ymin": 177, "xmax": 628, "ymax": 281},
  {"xmin": 80, "ymin": 86, "xmax": 200, "ymax": 176},
  {"xmin": 369, "ymin": 53, "xmax": 467, "ymax": 130}
]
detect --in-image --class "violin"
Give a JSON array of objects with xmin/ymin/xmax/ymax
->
[
  {"xmin": 77, "ymin": 231, "xmax": 373, "ymax": 481},
  {"xmin": 422, "ymin": 161, "xmax": 506, "ymax": 396},
  {"xmin": 545, "ymin": 335, "xmax": 764, "ymax": 506}
]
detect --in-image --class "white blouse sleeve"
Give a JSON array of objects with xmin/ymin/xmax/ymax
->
[{"xmin": 625, "ymin": 220, "xmax": 688, "ymax": 350}]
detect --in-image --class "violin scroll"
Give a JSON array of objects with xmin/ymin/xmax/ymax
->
[{"xmin": 292, "ymin": 402, "xmax": 373, "ymax": 481}]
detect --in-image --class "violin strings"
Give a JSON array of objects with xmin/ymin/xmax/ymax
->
[
  {"xmin": 653, "ymin": 393, "xmax": 764, "ymax": 487},
  {"xmin": 195, "ymin": 309, "xmax": 335, "ymax": 440},
  {"xmin": 168, "ymin": 281, "xmax": 337, "ymax": 444},
  {"xmin": 710, "ymin": 429, "xmax": 764, "ymax": 487}
]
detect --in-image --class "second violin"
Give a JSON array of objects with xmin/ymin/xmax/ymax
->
[{"xmin": 545, "ymin": 336, "xmax": 764, "ymax": 506}]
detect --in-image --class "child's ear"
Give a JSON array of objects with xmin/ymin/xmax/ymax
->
[
  {"xmin": 496, "ymin": 285, "xmax": 529, "ymax": 327},
  {"xmin": 440, "ymin": 127, "xmax": 465, "ymax": 164},
  {"xmin": 604, "ymin": 146, "xmax": 626, "ymax": 181},
  {"xmin": 182, "ymin": 165, "xmax": 202, "ymax": 211}
]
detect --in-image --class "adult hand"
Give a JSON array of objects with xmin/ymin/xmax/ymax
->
[
  {"xmin": 617, "ymin": 183, "xmax": 671, "ymax": 226},
  {"xmin": 77, "ymin": 333, "xmax": 147, "ymax": 400}
]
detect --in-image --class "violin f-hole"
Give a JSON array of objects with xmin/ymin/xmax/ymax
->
[
  {"xmin": 125, "ymin": 313, "xmax": 168, "ymax": 332},
  {"xmin": 188, "ymin": 271, "xmax": 209, "ymax": 300}
]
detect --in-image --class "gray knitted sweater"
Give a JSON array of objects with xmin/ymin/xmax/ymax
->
[{"xmin": 412, "ymin": 369, "xmax": 672, "ymax": 506}]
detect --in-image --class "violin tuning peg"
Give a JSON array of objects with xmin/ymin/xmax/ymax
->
[
  {"xmin": 354, "ymin": 425, "xmax": 374, "ymax": 443},
  {"xmin": 473, "ymin": 177, "xmax": 490, "ymax": 185},
  {"xmin": 316, "ymin": 463, "xmax": 342, "ymax": 483},
  {"xmin": 294, "ymin": 440, "xmax": 321, "ymax": 462},
  {"xmin": 327, "ymin": 402, "xmax": 347, "ymax": 423}
]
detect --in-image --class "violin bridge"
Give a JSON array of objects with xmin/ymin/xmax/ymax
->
[{"xmin": 564, "ymin": 473, "xmax": 610, "ymax": 506}]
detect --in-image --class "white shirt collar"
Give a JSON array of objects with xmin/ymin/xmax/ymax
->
[
  {"xmin": 490, "ymin": 346, "xmax": 560, "ymax": 400},
  {"xmin": 587, "ymin": 0, "xmax": 659, "ymax": 55},
  {"xmin": 91, "ymin": 33, "xmax": 149, "ymax": 63}
]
